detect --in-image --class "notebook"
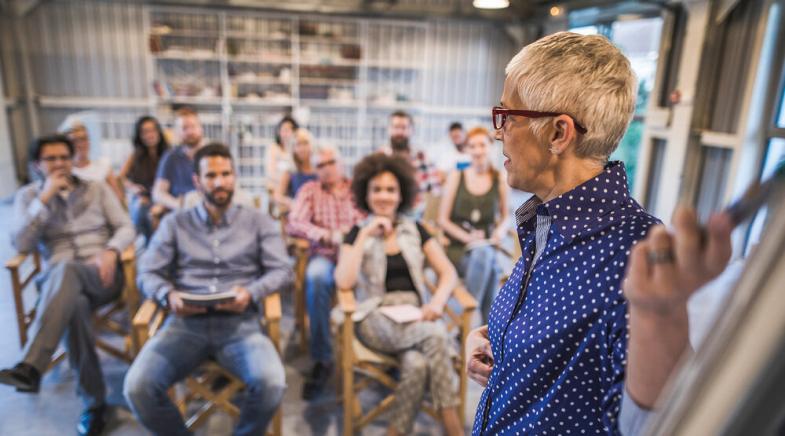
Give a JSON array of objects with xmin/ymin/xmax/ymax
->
[
  {"xmin": 377, "ymin": 304, "xmax": 423, "ymax": 324},
  {"xmin": 175, "ymin": 290, "xmax": 237, "ymax": 307}
]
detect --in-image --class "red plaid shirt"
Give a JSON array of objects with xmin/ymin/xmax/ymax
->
[
  {"xmin": 411, "ymin": 150, "xmax": 441, "ymax": 196},
  {"xmin": 378, "ymin": 146, "xmax": 442, "ymax": 196},
  {"xmin": 286, "ymin": 179, "xmax": 364, "ymax": 261}
]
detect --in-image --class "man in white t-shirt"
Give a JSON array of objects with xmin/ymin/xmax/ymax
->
[{"xmin": 433, "ymin": 122, "xmax": 471, "ymax": 176}]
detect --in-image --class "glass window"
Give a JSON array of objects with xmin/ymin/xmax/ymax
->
[
  {"xmin": 570, "ymin": 25, "xmax": 599, "ymax": 35},
  {"xmin": 643, "ymin": 138, "xmax": 667, "ymax": 212},
  {"xmin": 746, "ymin": 138, "xmax": 785, "ymax": 251},
  {"xmin": 609, "ymin": 17, "xmax": 663, "ymax": 190},
  {"xmin": 695, "ymin": 146, "xmax": 733, "ymax": 222},
  {"xmin": 777, "ymin": 84, "xmax": 785, "ymax": 128}
]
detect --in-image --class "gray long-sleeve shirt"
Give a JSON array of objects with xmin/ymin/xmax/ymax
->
[
  {"xmin": 11, "ymin": 177, "xmax": 135, "ymax": 263},
  {"xmin": 138, "ymin": 202, "xmax": 292, "ymax": 306}
]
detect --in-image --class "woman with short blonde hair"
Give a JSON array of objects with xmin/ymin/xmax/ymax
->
[{"xmin": 466, "ymin": 32, "xmax": 659, "ymax": 435}]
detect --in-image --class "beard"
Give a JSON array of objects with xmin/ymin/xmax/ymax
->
[
  {"xmin": 204, "ymin": 188, "xmax": 234, "ymax": 208},
  {"xmin": 390, "ymin": 136, "xmax": 410, "ymax": 153},
  {"xmin": 183, "ymin": 135, "xmax": 202, "ymax": 147}
]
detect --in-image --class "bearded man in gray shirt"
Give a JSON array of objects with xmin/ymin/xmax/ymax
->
[
  {"xmin": 123, "ymin": 143, "xmax": 292, "ymax": 436},
  {"xmin": 0, "ymin": 134, "xmax": 135, "ymax": 436}
]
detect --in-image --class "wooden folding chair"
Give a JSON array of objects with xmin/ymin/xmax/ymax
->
[
  {"xmin": 335, "ymin": 283, "xmax": 478, "ymax": 436},
  {"xmin": 289, "ymin": 237, "xmax": 310, "ymax": 352},
  {"xmin": 131, "ymin": 292, "xmax": 284, "ymax": 436},
  {"xmin": 5, "ymin": 246, "xmax": 140, "ymax": 370}
]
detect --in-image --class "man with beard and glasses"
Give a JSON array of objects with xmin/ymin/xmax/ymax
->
[
  {"xmin": 151, "ymin": 107, "xmax": 205, "ymax": 216},
  {"xmin": 381, "ymin": 110, "xmax": 442, "ymax": 199},
  {"xmin": 1, "ymin": 134, "xmax": 134, "ymax": 436},
  {"xmin": 124, "ymin": 143, "xmax": 291, "ymax": 436}
]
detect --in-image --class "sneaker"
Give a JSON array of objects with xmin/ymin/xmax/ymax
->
[
  {"xmin": 301, "ymin": 361, "xmax": 333, "ymax": 400},
  {"xmin": 77, "ymin": 404, "xmax": 107, "ymax": 436},
  {"xmin": 0, "ymin": 362, "xmax": 41, "ymax": 393}
]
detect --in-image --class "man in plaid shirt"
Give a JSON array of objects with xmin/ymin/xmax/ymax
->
[{"xmin": 286, "ymin": 145, "xmax": 363, "ymax": 400}]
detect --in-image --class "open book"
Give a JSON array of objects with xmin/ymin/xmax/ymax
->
[
  {"xmin": 175, "ymin": 290, "xmax": 237, "ymax": 307},
  {"xmin": 377, "ymin": 304, "xmax": 422, "ymax": 324}
]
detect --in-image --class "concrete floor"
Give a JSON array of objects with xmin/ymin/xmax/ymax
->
[{"xmin": 0, "ymin": 197, "xmax": 484, "ymax": 436}]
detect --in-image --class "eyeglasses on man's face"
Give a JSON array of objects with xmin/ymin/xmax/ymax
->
[
  {"xmin": 316, "ymin": 159, "xmax": 336, "ymax": 170},
  {"xmin": 492, "ymin": 106, "xmax": 588, "ymax": 134}
]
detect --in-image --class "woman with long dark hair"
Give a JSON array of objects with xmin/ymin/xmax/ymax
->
[
  {"xmin": 120, "ymin": 115, "xmax": 170, "ymax": 244},
  {"xmin": 264, "ymin": 115, "xmax": 298, "ymax": 192}
]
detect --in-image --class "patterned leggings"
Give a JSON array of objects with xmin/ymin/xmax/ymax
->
[{"xmin": 355, "ymin": 292, "xmax": 459, "ymax": 433}]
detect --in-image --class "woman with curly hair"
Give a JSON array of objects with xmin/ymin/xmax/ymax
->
[{"xmin": 334, "ymin": 153, "xmax": 463, "ymax": 436}]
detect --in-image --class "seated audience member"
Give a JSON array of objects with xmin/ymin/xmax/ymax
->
[
  {"xmin": 124, "ymin": 143, "xmax": 291, "ymax": 436},
  {"xmin": 0, "ymin": 134, "xmax": 134, "ymax": 436},
  {"xmin": 286, "ymin": 146, "xmax": 364, "ymax": 399},
  {"xmin": 150, "ymin": 107, "xmax": 204, "ymax": 217},
  {"xmin": 119, "ymin": 115, "xmax": 170, "ymax": 245},
  {"xmin": 61, "ymin": 119, "xmax": 125, "ymax": 201},
  {"xmin": 382, "ymin": 110, "xmax": 442, "ymax": 198},
  {"xmin": 265, "ymin": 115, "xmax": 298, "ymax": 192},
  {"xmin": 181, "ymin": 185, "xmax": 256, "ymax": 209},
  {"xmin": 273, "ymin": 128, "xmax": 317, "ymax": 215},
  {"xmin": 438, "ymin": 126, "xmax": 508, "ymax": 322},
  {"xmin": 463, "ymin": 32, "xmax": 659, "ymax": 435},
  {"xmin": 334, "ymin": 153, "xmax": 462, "ymax": 436},
  {"xmin": 436, "ymin": 121, "xmax": 471, "ymax": 175}
]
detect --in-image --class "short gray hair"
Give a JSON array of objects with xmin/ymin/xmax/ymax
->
[{"xmin": 505, "ymin": 31, "xmax": 637, "ymax": 160}]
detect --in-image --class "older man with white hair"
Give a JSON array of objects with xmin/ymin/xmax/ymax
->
[
  {"xmin": 464, "ymin": 32, "xmax": 660, "ymax": 435},
  {"xmin": 286, "ymin": 145, "xmax": 364, "ymax": 400}
]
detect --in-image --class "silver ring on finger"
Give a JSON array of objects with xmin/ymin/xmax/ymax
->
[{"xmin": 646, "ymin": 249, "xmax": 675, "ymax": 264}]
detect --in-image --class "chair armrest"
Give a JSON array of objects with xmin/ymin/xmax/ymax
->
[
  {"xmin": 451, "ymin": 285, "xmax": 478, "ymax": 311},
  {"xmin": 337, "ymin": 288, "xmax": 356, "ymax": 314},
  {"xmin": 120, "ymin": 246, "xmax": 135, "ymax": 263},
  {"xmin": 263, "ymin": 292, "xmax": 282, "ymax": 322},
  {"xmin": 290, "ymin": 237, "xmax": 310, "ymax": 252},
  {"xmin": 131, "ymin": 299, "xmax": 165, "ymax": 353},
  {"xmin": 132, "ymin": 299, "xmax": 160, "ymax": 327},
  {"xmin": 5, "ymin": 253, "xmax": 30, "ymax": 271}
]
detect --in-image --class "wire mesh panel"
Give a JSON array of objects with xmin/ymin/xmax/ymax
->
[
  {"xmin": 365, "ymin": 22, "xmax": 428, "ymax": 106},
  {"xmin": 225, "ymin": 13, "xmax": 295, "ymax": 105},
  {"xmin": 149, "ymin": 11, "xmax": 223, "ymax": 102},
  {"xmin": 298, "ymin": 16, "xmax": 363, "ymax": 106},
  {"xmin": 231, "ymin": 109, "xmax": 289, "ymax": 193}
]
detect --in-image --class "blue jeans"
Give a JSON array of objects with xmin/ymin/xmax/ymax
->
[
  {"xmin": 129, "ymin": 195, "xmax": 153, "ymax": 245},
  {"xmin": 123, "ymin": 312, "xmax": 286, "ymax": 436},
  {"xmin": 460, "ymin": 245, "xmax": 501, "ymax": 322},
  {"xmin": 305, "ymin": 255, "xmax": 336, "ymax": 363}
]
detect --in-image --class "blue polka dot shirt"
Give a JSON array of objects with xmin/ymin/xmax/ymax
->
[{"xmin": 472, "ymin": 161, "xmax": 660, "ymax": 435}]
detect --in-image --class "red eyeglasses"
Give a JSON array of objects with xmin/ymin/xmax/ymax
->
[{"xmin": 492, "ymin": 106, "xmax": 588, "ymax": 134}]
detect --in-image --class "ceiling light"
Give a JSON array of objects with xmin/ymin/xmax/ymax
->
[
  {"xmin": 550, "ymin": 6, "xmax": 563, "ymax": 16},
  {"xmin": 473, "ymin": 0, "xmax": 510, "ymax": 10}
]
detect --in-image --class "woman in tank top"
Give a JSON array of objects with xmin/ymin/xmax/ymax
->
[{"xmin": 437, "ymin": 126, "xmax": 509, "ymax": 322}]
